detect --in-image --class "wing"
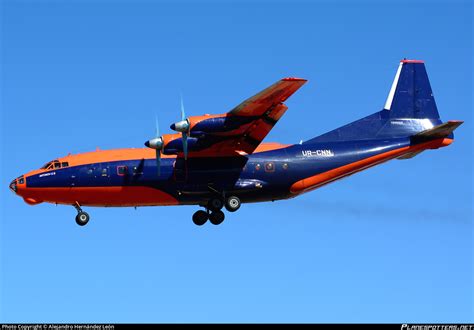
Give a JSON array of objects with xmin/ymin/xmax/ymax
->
[
  {"xmin": 229, "ymin": 77, "xmax": 308, "ymax": 117},
  {"xmin": 179, "ymin": 77, "xmax": 307, "ymax": 157}
]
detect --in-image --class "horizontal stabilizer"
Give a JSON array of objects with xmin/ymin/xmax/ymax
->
[
  {"xmin": 412, "ymin": 120, "xmax": 463, "ymax": 143},
  {"xmin": 398, "ymin": 120, "xmax": 463, "ymax": 160},
  {"xmin": 397, "ymin": 150, "xmax": 424, "ymax": 160}
]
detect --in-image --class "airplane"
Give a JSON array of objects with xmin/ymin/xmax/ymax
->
[{"xmin": 9, "ymin": 59, "xmax": 463, "ymax": 227}]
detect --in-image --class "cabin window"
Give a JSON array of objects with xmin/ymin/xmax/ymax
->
[
  {"xmin": 282, "ymin": 163, "xmax": 289, "ymax": 170},
  {"xmin": 264, "ymin": 162, "xmax": 275, "ymax": 172},
  {"xmin": 101, "ymin": 168, "xmax": 108, "ymax": 177},
  {"xmin": 117, "ymin": 166, "xmax": 128, "ymax": 176},
  {"xmin": 61, "ymin": 162, "xmax": 69, "ymax": 168},
  {"xmin": 255, "ymin": 163, "xmax": 261, "ymax": 171}
]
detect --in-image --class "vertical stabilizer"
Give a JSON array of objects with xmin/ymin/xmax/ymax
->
[
  {"xmin": 383, "ymin": 59, "xmax": 440, "ymax": 119},
  {"xmin": 304, "ymin": 59, "xmax": 445, "ymax": 144}
]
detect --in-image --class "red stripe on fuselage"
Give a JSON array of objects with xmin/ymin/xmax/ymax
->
[
  {"xmin": 290, "ymin": 138, "xmax": 453, "ymax": 194},
  {"xmin": 19, "ymin": 186, "xmax": 179, "ymax": 207}
]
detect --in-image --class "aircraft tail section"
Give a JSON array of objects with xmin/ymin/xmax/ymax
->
[
  {"xmin": 384, "ymin": 59, "xmax": 440, "ymax": 119},
  {"xmin": 304, "ymin": 59, "xmax": 459, "ymax": 144}
]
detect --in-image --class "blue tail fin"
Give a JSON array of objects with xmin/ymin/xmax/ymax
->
[
  {"xmin": 384, "ymin": 59, "xmax": 440, "ymax": 119},
  {"xmin": 305, "ymin": 60, "xmax": 444, "ymax": 144}
]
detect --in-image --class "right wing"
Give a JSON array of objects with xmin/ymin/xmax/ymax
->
[
  {"xmin": 161, "ymin": 78, "xmax": 307, "ymax": 158},
  {"xmin": 229, "ymin": 77, "xmax": 308, "ymax": 117}
]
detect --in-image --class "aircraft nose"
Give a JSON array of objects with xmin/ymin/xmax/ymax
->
[
  {"xmin": 9, "ymin": 178, "xmax": 17, "ymax": 193},
  {"xmin": 10, "ymin": 175, "xmax": 26, "ymax": 195}
]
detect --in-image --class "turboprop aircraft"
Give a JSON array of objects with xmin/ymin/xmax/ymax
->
[{"xmin": 9, "ymin": 60, "xmax": 462, "ymax": 226}]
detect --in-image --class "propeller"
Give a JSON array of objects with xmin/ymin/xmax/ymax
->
[
  {"xmin": 144, "ymin": 116, "xmax": 163, "ymax": 176},
  {"xmin": 170, "ymin": 95, "xmax": 190, "ymax": 160}
]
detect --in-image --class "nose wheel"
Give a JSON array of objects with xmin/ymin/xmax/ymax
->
[
  {"xmin": 75, "ymin": 212, "xmax": 90, "ymax": 226},
  {"xmin": 73, "ymin": 202, "xmax": 90, "ymax": 226}
]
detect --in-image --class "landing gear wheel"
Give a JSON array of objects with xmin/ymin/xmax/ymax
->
[
  {"xmin": 75, "ymin": 211, "xmax": 90, "ymax": 226},
  {"xmin": 209, "ymin": 210, "xmax": 225, "ymax": 225},
  {"xmin": 192, "ymin": 210, "xmax": 209, "ymax": 226},
  {"xmin": 208, "ymin": 198, "xmax": 224, "ymax": 212},
  {"xmin": 225, "ymin": 196, "xmax": 241, "ymax": 212}
]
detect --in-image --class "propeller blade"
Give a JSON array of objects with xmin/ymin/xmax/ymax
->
[
  {"xmin": 179, "ymin": 94, "xmax": 189, "ymax": 161},
  {"xmin": 155, "ymin": 149, "xmax": 161, "ymax": 176},
  {"xmin": 182, "ymin": 132, "xmax": 188, "ymax": 160},
  {"xmin": 180, "ymin": 94, "xmax": 186, "ymax": 121},
  {"xmin": 155, "ymin": 116, "xmax": 160, "ymax": 138}
]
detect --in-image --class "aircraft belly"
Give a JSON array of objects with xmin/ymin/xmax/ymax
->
[{"xmin": 20, "ymin": 186, "xmax": 179, "ymax": 207}]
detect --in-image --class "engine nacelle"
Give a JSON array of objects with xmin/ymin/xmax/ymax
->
[
  {"xmin": 184, "ymin": 114, "xmax": 255, "ymax": 137},
  {"xmin": 162, "ymin": 135, "xmax": 199, "ymax": 155}
]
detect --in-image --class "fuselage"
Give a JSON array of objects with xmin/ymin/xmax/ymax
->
[
  {"xmin": 10, "ymin": 137, "xmax": 452, "ymax": 208},
  {"xmin": 8, "ymin": 60, "xmax": 462, "ymax": 228}
]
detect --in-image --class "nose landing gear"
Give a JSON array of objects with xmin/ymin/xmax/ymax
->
[{"xmin": 73, "ymin": 202, "xmax": 90, "ymax": 226}]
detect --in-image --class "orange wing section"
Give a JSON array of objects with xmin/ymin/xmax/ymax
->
[
  {"xmin": 227, "ymin": 78, "xmax": 306, "ymax": 154},
  {"xmin": 229, "ymin": 77, "xmax": 307, "ymax": 116},
  {"xmin": 184, "ymin": 78, "xmax": 306, "ymax": 157}
]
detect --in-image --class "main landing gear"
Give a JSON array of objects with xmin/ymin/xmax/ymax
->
[
  {"xmin": 192, "ymin": 196, "xmax": 241, "ymax": 226},
  {"xmin": 74, "ymin": 202, "xmax": 90, "ymax": 226}
]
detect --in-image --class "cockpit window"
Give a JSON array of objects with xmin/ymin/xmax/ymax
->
[
  {"xmin": 41, "ymin": 160, "xmax": 69, "ymax": 170},
  {"xmin": 41, "ymin": 162, "xmax": 53, "ymax": 169}
]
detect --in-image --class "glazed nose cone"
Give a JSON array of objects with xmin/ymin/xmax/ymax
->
[{"xmin": 9, "ymin": 178, "xmax": 17, "ymax": 193}]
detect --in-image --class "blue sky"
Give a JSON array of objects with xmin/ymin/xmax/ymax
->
[{"xmin": 1, "ymin": 0, "xmax": 472, "ymax": 323}]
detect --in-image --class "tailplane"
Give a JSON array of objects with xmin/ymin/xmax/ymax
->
[
  {"xmin": 412, "ymin": 120, "xmax": 463, "ymax": 143},
  {"xmin": 397, "ymin": 120, "xmax": 463, "ymax": 159}
]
